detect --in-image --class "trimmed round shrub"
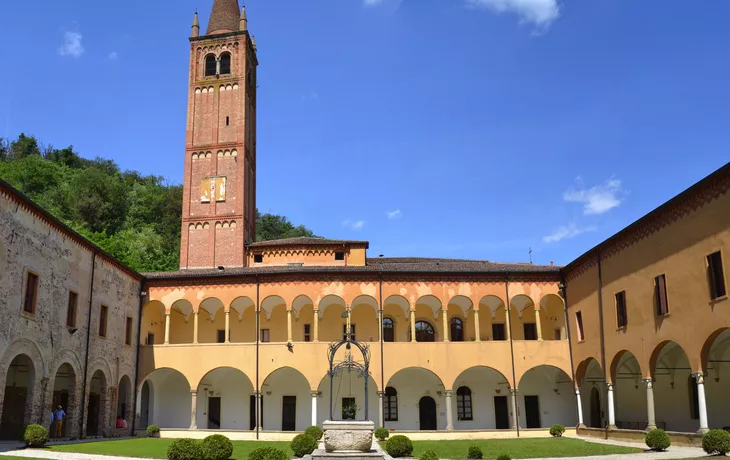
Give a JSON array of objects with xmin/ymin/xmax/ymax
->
[
  {"xmin": 374, "ymin": 427, "xmax": 390, "ymax": 442},
  {"xmin": 248, "ymin": 447, "xmax": 288, "ymax": 460},
  {"xmin": 305, "ymin": 425, "xmax": 324, "ymax": 441},
  {"xmin": 384, "ymin": 435, "xmax": 413, "ymax": 458},
  {"xmin": 549, "ymin": 424, "xmax": 565, "ymax": 437},
  {"xmin": 496, "ymin": 455, "xmax": 511, "ymax": 460},
  {"xmin": 202, "ymin": 434, "xmax": 233, "ymax": 460},
  {"xmin": 419, "ymin": 450, "xmax": 438, "ymax": 460},
  {"xmin": 291, "ymin": 434, "xmax": 318, "ymax": 457},
  {"xmin": 645, "ymin": 428, "xmax": 671, "ymax": 451},
  {"xmin": 467, "ymin": 446, "xmax": 483, "ymax": 459},
  {"xmin": 23, "ymin": 424, "xmax": 48, "ymax": 447},
  {"xmin": 702, "ymin": 429, "xmax": 730, "ymax": 455},
  {"xmin": 147, "ymin": 424, "xmax": 160, "ymax": 437},
  {"xmin": 167, "ymin": 438, "xmax": 204, "ymax": 460}
]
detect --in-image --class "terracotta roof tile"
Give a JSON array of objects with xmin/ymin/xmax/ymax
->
[{"xmin": 206, "ymin": 0, "xmax": 240, "ymax": 35}]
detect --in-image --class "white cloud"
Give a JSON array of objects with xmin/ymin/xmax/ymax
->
[
  {"xmin": 543, "ymin": 223, "xmax": 597, "ymax": 243},
  {"xmin": 563, "ymin": 178, "xmax": 625, "ymax": 215},
  {"xmin": 58, "ymin": 32, "xmax": 84, "ymax": 58},
  {"xmin": 108, "ymin": 51, "xmax": 118, "ymax": 60},
  {"xmin": 467, "ymin": 0, "xmax": 560, "ymax": 27},
  {"xmin": 386, "ymin": 209, "xmax": 402, "ymax": 220},
  {"xmin": 342, "ymin": 219, "xmax": 365, "ymax": 231}
]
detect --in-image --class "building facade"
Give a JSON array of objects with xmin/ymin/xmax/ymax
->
[{"xmin": 0, "ymin": 0, "xmax": 728, "ymax": 442}]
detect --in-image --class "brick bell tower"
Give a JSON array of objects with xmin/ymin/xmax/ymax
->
[{"xmin": 180, "ymin": 0, "xmax": 258, "ymax": 269}]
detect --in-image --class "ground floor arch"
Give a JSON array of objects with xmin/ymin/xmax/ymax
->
[
  {"xmin": 610, "ymin": 351, "xmax": 647, "ymax": 430},
  {"xmin": 317, "ymin": 371, "xmax": 378, "ymax": 425},
  {"xmin": 577, "ymin": 358, "xmax": 605, "ymax": 429},
  {"xmin": 261, "ymin": 367, "xmax": 311, "ymax": 432},
  {"xmin": 0, "ymin": 354, "xmax": 36, "ymax": 440},
  {"xmin": 651, "ymin": 341, "xmax": 696, "ymax": 432},
  {"xmin": 451, "ymin": 366, "xmax": 511, "ymax": 430},
  {"xmin": 196, "ymin": 367, "xmax": 254, "ymax": 430},
  {"xmin": 385, "ymin": 367, "xmax": 446, "ymax": 431},
  {"xmin": 51, "ymin": 363, "xmax": 78, "ymax": 438},
  {"xmin": 117, "ymin": 375, "xmax": 132, "ymax": 432},
  {"xmin": 702, "ymin": 328, "xmax": 730, "ymax": 429},
  {"xmin": 139, "ymin": 368, "xmax": 191, "ymax": 429},
  {"xmin": 518, "ymin": 365, "xmax": 576, "ymax": 429},
  {"xmin": 86, "ymin": 370, "xmax": 108, "ymax": 437}
]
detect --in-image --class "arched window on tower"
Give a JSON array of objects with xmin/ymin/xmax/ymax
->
[
  {"xmin": 384, "ymin": 386, "xmax": 398, "ymax": 421},
  {"xmin": 220, "ymin": 53, "xmax": 231, "ymax": 75},
  {"xmin": 383, "ymin": 317, "xmax": 395, "ymax": 342},
  {"xmin": 456, "ymin": 386, "xmax": 473, "ymax": 421},
  {"xmin": 204, "ymin": 54, "xmax": 217, "ymax": 77},
  {"xmin": 450, "ymin": 317, "xmax": 464, "ymax": 342}
]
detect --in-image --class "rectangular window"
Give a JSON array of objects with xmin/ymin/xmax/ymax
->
[
  {"xmin": 554, "ymin": 329, "xmax": 562, "ymax": 340},
  {"xmin": 690, "ymin": 375, "xmax": 700, "ymax": 420},
  {"xmin": 655, "ymin": 274, "xmax": 669, "ymax": 316},
  {"xmin": 147, "ymin": 333, "xmax": 155, "ymax": 345},
  {"xmin": 335, "ymin": 252, "xmax": 345, "ymax": 261},
  {"xmin": 492, "ymin": 323, "xmax": 506, "ymax": 341},
  {"xmin": 66, "ymin": 291, "xmax": 78, "ymax": 327},
  {"xmin": 217, "ymin": 330, "xmax": 225, "ymax": 343},
  {"xmin": 384, "ymin": 388, "xmax": 398, "ymax": 421},
  {"xmin": 125, "ymin": 317, "xmax": 133, "ymax": 346},
  {"xmin": 304, "ymin": 324, "xmax": 311, "ymax": 342},
  {"xmin": 615, "ymin": 291, "xmax": 628, "ymax": 328},
  {"xmin": 342, "ymin": 397, "xmax": 356, "ymax": 420},
  {"xmin": 23, "ymin": 272, "xmax": 39, "ymax": 314},
  {"xmin": 254, "ymin": 254, "xmax": 263, "ymax": 264},
  {"xmin": 708, "ymin": 251, "xmax": 727, "ymax": 300},
  {"xmin": 523, "ymin": 323, "xmax": 538, "ymax": 340},
  {"xmin": 260, "ymin": 329, "xmax": 270, "ymax": 343},
  {"xmin": 576, "ymin": 311, "xmax": 584, "ymax": 342},
  {"xmin": 99, "ymin": 305, "xmax": 108, "ymax": 337},
  {"xmin": 457, "ymin": 388, "xmax": 473, "ymax": 421},
  {"xmin": 343, "ymin": 324, "xmax": 356, "ymax": 341}
]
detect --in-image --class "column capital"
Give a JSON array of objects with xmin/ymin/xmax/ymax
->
[
  {"xmin": 191, "ymin": 390, "xmax": 198, "ymax": 395},
  {"xmin": 642, "ymin": 378, "xmax": 655, "ymax": 388},
  {"xmin": 310, "ymin": 390, "xmax": 321, "ymax": 398},
  {"xmin": 165, "ymin": 311, "xmax": 171, "ymax": 316},
  {"xmin": 510, "ymin": 388, "xmax": 519, "ymax": 396},
  {"xmin": 575, "ymin": 388, "xmax": 581, "ymax": 395},
  {"xmin": 377, "ymin": 391, "xmax": 385, "ymax": 397},
  {"xmin": 444, "ymin": 389, "xmax": 453, "ymax": 397},
  {"xmin": 607, "ymin": 382, "xmax": 614, "ymax": 390}
]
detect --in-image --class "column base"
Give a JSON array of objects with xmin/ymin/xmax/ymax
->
[
  {"xmin": 577, "ymin": 423, "xmax": 586, "ymax": 429},
  {"xmin": 445, "ymin": 425, "xmax": 454, "ymax": 431},
  {"xmin": 698, "ymin": 428, "xmax": 710, "ymax": 435},
  {"xmin": 646, "ymin": 425, "xmax": 657, "ymax": 431},
  {"xmin": 608, "ymin": 424, "xmax": 617, "ymax": 431},
  {"xmin": 190, "ymin": 424, "xmax": 197, "ymax": 430}
]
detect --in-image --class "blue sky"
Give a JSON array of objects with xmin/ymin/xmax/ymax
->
[{"xmin": 1, "ymin": 0, "xmax": 728, "ymax": 266}]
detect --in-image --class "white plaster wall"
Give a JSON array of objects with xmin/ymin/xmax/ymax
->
[
  {"xmin": 150, "ymin": 371, "xmax": 191, "ymax": 429},
  {"xmin": 519, "ymin": 367, "xmax": 576, "ymax": 428},
  {"xmin": 451, "ymin": 367, "xmax": 510, "ymax": 430},
  {"xmin": 705, "ymin": 376, "xmax": 730, "ymax": 429},
  {"xmin": 197, "ymin": 368, "xmax": 254, "ymax": 430},
  {"xmin": 317, "ymin": 373, "xmax": 378, "ymax": 425},
  {"xmin": 262, "ymin": 368, "xmax": 311, "ymax": 431},
  {"xmin": 579, "ymin": 383, "xmax": 605, "ymax": 428},
  {"xmin": 385, "ymin": 369, "xmax": 446, "ymax": 431},
  {"xmin": 614, "ymin": 379, "xmax": 647, "ymax": 428},
  {"xmin": 654, "ymin": 372, "xmax": 697, "ymax": 432}
]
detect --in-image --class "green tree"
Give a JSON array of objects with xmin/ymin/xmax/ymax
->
[
  {"xmin": 256, "ymin": 210, "xmax": 317, "ymax": 241},
  {"xmin": 9, "ymin": 133, "xmax": 42, "ymax": 159}
]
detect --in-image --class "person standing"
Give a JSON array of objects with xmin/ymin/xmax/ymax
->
[{"xmin": 54, "ymin": 405, "xmax": 66, "ymax": 438}]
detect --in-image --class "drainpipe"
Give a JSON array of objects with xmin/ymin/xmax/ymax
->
[
  {"xmin": 379, "ymin": 271, "xmax": 385, "ymax": 428},
  {"xmin": 130, "ymin": 281, "xmax": 146, "ymax": 435},
  {"xmin": 505, "ymin": 276, "xmax": 520, "ymax": 437},
  {"xmin": 79, "ymin": 252, "xmax": 97, "ymax": 438},
  {"xmin": 559, "ymin": 272, "xmax": 579, "ymax": 429},
  {"xmin": 596, "ymin": 252, "xmax": 608, "ymax": 439},
  {"xmin": 255, "ymin": 275, "xmax": 260, "ymax": 439}
]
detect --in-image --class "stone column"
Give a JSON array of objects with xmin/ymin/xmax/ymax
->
[
  {"xmin": 607, "ymin": 383, "xmax": 616, "ymax": 429},
  {"xmin": 311, "ymin": 391, "xmax": 318, "ymax": 427},
  {"xmin": 378, "ymin": 310, "xmax": 383, "ymax": 342},
  {"xmin": 442, "ymin": 310, "xmax": 449, "ymax": 342},
  {"xmin": 313, "ymin": 309, "xmax": 319, "ymax": 343},
  {"xmin": 378, "ymin": 391, "xmax": 384, "ymax": 428},
  {"xmin": 644, "ymin": 379, "xmax": 656, "ymax": 430},
  {"xmin": 534, "ymin": 307, "xmax": 543, "ymax": 341},
  {"xmin": 287, "ymin": 309, "xmax": 293, "ymax": 343},
  {"xmin": 225, "ymin": 310, "xmax": 231, "ymax": 343},
  {"xmin": 410, "ymin": 310, "xmax": 416, "ymax": 342},
  {"xmin": 190, "ymin": 391, "xmax": 198, "ymax": 430},
  {"xmin": 576, "ymin": 388, "xmax": 585, "ymax": 427},
  {"xmin": 504, "ymin": 307, "xmax": 511, "ymax": 340},
  {"xmin": 257, "ymin": 392, "xmax": 264, "ymax": 430},
  {"xmin": 445, "ymin": 390, "xmax": 454, "ymax": 430},
  {"xmin": 164, "ymin": 312, "xmax": 171, "ymax": 344},
  {"xmin": 474, "ymin": 309, "xmax": 481, "ymax": 341},
  {"xmin": 193, "ymin": 310, "xmax": 199, "ymax": 344},
  {"xmin": 509, "ymin": 389, "xmax": 518, "ymax": 429},
  {"xmin": 695, "ymin": 373, "xmax": 709, "ymax": 433}
]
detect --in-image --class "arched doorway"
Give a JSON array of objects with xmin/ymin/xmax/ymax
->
[
  {"xmin": 651, "ymin": 341, "xmax": 694, "ymax": 432},
  {"xmin": 518, "ymin": 365, "xmax": 576, "ymax": 429},
  {"xmin": 197, "ymin": 367, "xmax": 254, "ymax": 430},
  {"xmin": 610, "ymin": 351, "xmax": 646, "ymax": 430},
  {"xmin": 419, "ymin": 396, "xmax": 437, "ymax": 430},
  {"xmin": 51, "ymin": 363, "xmax": 77, "ymax": 438},
  {"xmin": 140, "ymin": 368, "xmax": 191, "ymax": 429},
  {"xmin": 117, "ymin": 375, "xmax": 132, "ymax": 432},
  {"xmin": 86, "ymin": 370, "xmax": 107, "ymax": 436},
  {"xmin": 452, "ymin": 366, "xmax": 511, "ymax": 430},
  {"xmin": 261, "ymin": 367, "xmax": 311, "ymax": 432},
  {"xmin": 140, "ymin": 381, "xmax": 151, "ymax": 429},
  {"xmin": 413, "ymin": 321, "xmax": 436, "ymax": 342},
  {"xmin": 386, "ymin": 368, "xmax": 445, "ymax": 430},
  {"xmin": 0, "ymin": 354, "xmax": 35, "ymax": 440},
  {"xmin": 702, "ymin": 329, "xmax": 730, "ymax": 429},
  {"xmin": 590, "ymin": 387, "xmax": 601, "ymax": 429}
]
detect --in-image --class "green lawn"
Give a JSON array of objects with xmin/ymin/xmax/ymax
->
[
  {"xmin": 0, "ymin": 457, "xmax": 48, "ymax": 460},
  {"xmin": 407, "ymin": 438, "xmax": 642, "ymax": 459},
  {"xmin": 50, "ymin": 438, "xmax": 293, "ymax": 459}
]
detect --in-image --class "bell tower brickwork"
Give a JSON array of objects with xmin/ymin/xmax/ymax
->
[{"xmin": 179, "ymin": 1, "xmax": 258, "ymax": 269}]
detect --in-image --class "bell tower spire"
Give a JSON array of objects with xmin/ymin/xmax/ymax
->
[{"xmin": 179, "ymin": 1, "xmax": 258, "ymax": 270}]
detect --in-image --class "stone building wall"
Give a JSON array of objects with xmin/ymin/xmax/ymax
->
[{"xmin": 0, "ymin": 183, "xmax": 142, "ymax": 439}]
